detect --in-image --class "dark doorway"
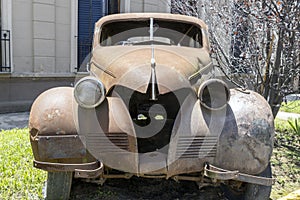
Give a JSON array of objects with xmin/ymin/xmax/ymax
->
[
  {"xmin": 77, "ymin": 0, "xmax": 108, "ymax": 71},
  {"xmin": 108, "ymin": 0, "xmax": 120, "ymax": 14},
  {"xmin": 0, "ymin": 1, "xmax": 2, "ymax": 70}
]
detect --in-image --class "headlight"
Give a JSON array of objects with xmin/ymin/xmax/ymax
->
[
  {"xmin": 198, "ymin": 79, "xmax": 230, "ymax": 110},
  {"xmin": 74, "ymin": 76, "xmax": 106, "ymax": 108}
]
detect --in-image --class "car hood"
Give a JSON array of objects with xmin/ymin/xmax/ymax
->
[{"xmin": 90, "ymin": 45, "xmax": 212, "ymax": 94}]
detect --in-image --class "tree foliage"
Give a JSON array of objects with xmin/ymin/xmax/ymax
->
[{"xmin": 171, "ymin": 0, "xmax": 300, "ymax": 117}]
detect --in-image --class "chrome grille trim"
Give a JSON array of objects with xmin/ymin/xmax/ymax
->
[
  {"xmin": 176, "ymin": 136, "xmax": 218, "ymax": 159},
  {"xmin": 86, "ymin": 133, "xmax": 129, "ymax": 152}
]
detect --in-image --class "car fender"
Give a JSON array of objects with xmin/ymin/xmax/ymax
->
[
  {"xmin": 29, "ymin": 87, "xmax": 90, "ymax": 163},
  {"xmin": 215, "ymin": 89, "xmax": 274, "ymax": 174},
  {"xmin": 167, "ymin": 89, "xmax": 274, "ymax": 176},
  {"xmin": 29, "ymin": 87, "xmax": 77, "ymax": 137}
]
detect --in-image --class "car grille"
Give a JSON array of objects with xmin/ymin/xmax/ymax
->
[
  {"xmin": 86, "ymin": 133, "xmax": 129, "ymax": 153},
  {"xmin": 176, "ymin": 136, "xmax": 218, "ymax": 159}
]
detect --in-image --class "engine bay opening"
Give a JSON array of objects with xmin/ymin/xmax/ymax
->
[
  {"xmin": 129, "ymin": 86, "xmax": 181, "ymax": 153},
  {"xmin": 111, "ymin": 85, "xmax": 192, "ymax": 154}
]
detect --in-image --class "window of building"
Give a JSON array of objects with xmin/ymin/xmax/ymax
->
[{"xmin": 0, "ymin": 0, "xmax": 12, "ymax": 73}]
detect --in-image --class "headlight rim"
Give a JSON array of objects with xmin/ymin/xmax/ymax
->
[
  {"xmin": 74, "ymin": 76, "xmax": 106, "ymax": 109},
  {"xmin": 198, "ymin": 79, "xmax": 230, "ymax": 111}
]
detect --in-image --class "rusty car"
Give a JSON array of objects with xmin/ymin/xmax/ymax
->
[{"xmin": 29, "ymin": 13, "xmax": 274, "ymax": 199}]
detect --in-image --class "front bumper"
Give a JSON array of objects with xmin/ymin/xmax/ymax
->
[
  {"xmin": 31, "ymin": 135, "xmax": 86, "ymax": 160},
  {"xmin": 33, "ymin": 159, "xmax": 274, "ymax": 186},
  {"xmin": 34, "ymin": 160, "xmax": 103, "ymax": 179},
  {"xmin": 204, "ymin": 163, "xmax": 274, "ymax": 186}
]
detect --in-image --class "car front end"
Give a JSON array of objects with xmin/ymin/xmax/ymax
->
[{"xmin": 29, "ymin": 13, "xmax": 274, "ymax": 199}]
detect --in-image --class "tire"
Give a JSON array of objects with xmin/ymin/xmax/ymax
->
[
  {"xmin": 45, "ymin": 171, "xmax": 73, "ymax": 200},
  {"xmin": 221, "ymin": 164, "xmax": 272, "ymax": 200}
]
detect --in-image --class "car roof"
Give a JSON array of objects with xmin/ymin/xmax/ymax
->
[{"xmin": 95, "ymin": 13, "xmax": 208, "ymax": 30}]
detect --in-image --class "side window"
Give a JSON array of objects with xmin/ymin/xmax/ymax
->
[{"xmin": 192, "ymin": 33, "xmax": 202, "ymax": 48}]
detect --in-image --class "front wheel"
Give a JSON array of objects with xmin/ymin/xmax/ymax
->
[
  {"xmin": 221, "ymin": 163, "xmax": 272, "ymax": 200},
  {"xmin": 45, "ymin": 171, "xmax": 73, "ymax": 200}
]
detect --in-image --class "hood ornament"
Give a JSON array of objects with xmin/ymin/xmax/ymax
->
[{"xmin": 150, "ymin": 18, "xmax": 157, "ymax": 101}]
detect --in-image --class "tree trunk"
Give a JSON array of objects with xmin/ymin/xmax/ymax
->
[{"xmin": 268, "ymin": 29, "xmax": 284, "ymax": 117}]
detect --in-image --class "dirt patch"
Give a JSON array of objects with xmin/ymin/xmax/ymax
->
[{"xmin": 70, "ymin": 177, "xmax": 226, "ymax": 200}]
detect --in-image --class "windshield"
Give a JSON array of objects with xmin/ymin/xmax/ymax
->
[{"xmin": 100, "ymin": 19, "xmax": 203, "ymax": 48}]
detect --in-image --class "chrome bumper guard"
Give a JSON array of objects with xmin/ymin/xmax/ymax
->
[
  {"xmin": 33, "ymin": 160, "xmax": 103, "ymax": 179},
  {"xmin": 204, "ymin": 163, "xmax": 275, "ymax": 186}
]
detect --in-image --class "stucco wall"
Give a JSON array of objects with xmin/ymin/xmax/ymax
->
[
  {"xmin": 12, "ymin": 0, "xmax": 72, "ymax": 74},
  {"xmin": 0, "ymin": 76, "xmax": 75, "ymax": 113}
]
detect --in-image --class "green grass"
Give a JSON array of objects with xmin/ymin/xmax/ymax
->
[
  {"xmin": 280, "ymin": 100, "xmax": 300, "ymax": 114},
  {"xmin": 271, "ymin": 119, "xmax": 300, "ymax": 199},
  {"xmin": 275, "ymin": 118, "xmax": 295, "ymax": 133},
  {"xmin": 0, "ymin": 129, "xmax": 47, "ymax": 200},
  {"xmin": 287, "ymin": 118, "xmax": 300, "ymax": 136}
]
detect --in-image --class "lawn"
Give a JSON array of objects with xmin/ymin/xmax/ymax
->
[
  {"xmin": 280, "ymin": 100, "xmax": 300, "ymax": 114},
  {"xmin": 271, "ymin": 119, "xmax": 300, "ymax": 199},
  {"xmin": 0, "ymin": 129, "xmax": 46, "ymax": 200}
]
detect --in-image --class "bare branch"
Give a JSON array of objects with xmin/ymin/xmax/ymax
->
[{"xmin": 171, "ymin": 0, "xmax": 300, "ymax": 116}]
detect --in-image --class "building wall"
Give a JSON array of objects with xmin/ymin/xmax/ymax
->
[
  {"xmin": 0, "ymin": 0, "xmax": 75, "ymax": 113},
  {"xmin": 0, "ymin": 76, "xmax": 75, "ymax": 113},
  {"xmin": 12, "ymin": 0, "xmax": 72, "ymax": 75},
  {"xmin": 12, "ymin": 0, "xmax": 33, "ymax": 73}
]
